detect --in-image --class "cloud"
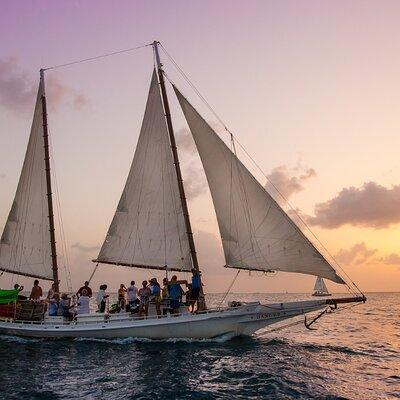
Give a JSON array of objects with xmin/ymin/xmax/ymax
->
[
  {"xmin": 176, "ymin": 128, "xmax": 196, "ymax": 154},
  {"xmin": 335, "ymin": 242, "xmax": 400, "ymax": 267},
  {"xmin": 71, "ymin": 243, "xmax": 100, "ymax": 253},
  {"xmin": 265, "ymin": 165, "xmax": 316, "ymax": 200},
  {"xmin": 335, "ymin": 242, "xmax": 378, "ymax": 265},
  {"xmin": 0, "ymin": 57, "xmax": 36, "ymax": 112},
  {"xmin": 175, "ymin": 127, "xmax": 208, "ymax": 201},
  {"xmin": 0, "ymin": 57, "xmax": 88, "ymax": 113},
  {"xmin": 381, "ymin": 253, "xmax": 400, "ymax": 265},
  {"xmin": 183, "ymin": 164, "xmax": 208, "ymax": 200},
  {"xmin": 308, "ymin": 182, "xmax": 400, "ymax": 229},
  {"xmin": 46, "ymin": 72, "xmax": 88, "ymax": 111}
]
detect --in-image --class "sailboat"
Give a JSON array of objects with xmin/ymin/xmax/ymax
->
[
  {"xmin": 312, "ymin": 277, "xmax": 331, "ymax": 297},
  {"xmin": 0, "ymin": 41, "xmax": 365, "ymax": 339}
]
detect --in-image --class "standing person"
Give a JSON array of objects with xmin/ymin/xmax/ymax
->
[
  {"xmin": 149, "ymin": 278, "xmax": 161, "ymax": 316},
  {"xmin": 117, "ymin": 284, "xmax": 127, "ymax": 311},
  {"xmin": 127, "ymin": 281, "xmax": 139, "ymax": 312},
  {"xmin": 168, "ymin": 275, "xmax": 185, "ymax": 314},
  {"xmin": 138, "ymin": 281, "xmax": 151, "ymax": 317},
  {"xmin": 29, "ymin": 280, "xmax": 43, "ymax": 301},
  {"xmin": 96, "ymin": 284, "xmax": 109, "ymax": 313},
  {"xmin": 14, "ymin": 284, "xmax": 26, "ymax": 300},
  {"xmin": 76, "ymin": 281, "xmax": 93, "ymax": 298},
  {"xmin": 161, "ymin": 277, "xmax": 169, "ymax": 300},
  {"xmin": 47, "ymin": 282, "xmax": 57, "ymax": 300},
  {"xmin": 190, "ymin": 269, "xmax": 201, "ymax": 313},
  {"xmin": 77, "ymin": 289, "xmax": 90, "ymax": 315}
]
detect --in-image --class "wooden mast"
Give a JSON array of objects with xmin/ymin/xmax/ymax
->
[
  {"xmin": 152, "ymin": 41, "xmax": 205, "ymax": 304},
  {"xmin": 40, "ymin": 69, "xmax": 59, "ymax": 292}
]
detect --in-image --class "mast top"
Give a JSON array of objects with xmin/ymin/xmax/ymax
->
[{"xmin": 152, "ymin": 41, "xmax": 162, "ymax": 71}]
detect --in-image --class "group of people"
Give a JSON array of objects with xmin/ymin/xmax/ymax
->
[
  {"xmin": 110, "ymin": 268, "xmax": 202, "ymax": 317},
  {"xmin": 17, "ymin": 268, "xmax": 202, "ymax": 319}
]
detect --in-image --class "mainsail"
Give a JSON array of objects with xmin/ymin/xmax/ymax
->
[
  {"xmin": 174, "ymin": 87, "xmax": 344, "ymax": 284},
  {"xmin": 314, "ymin": 277, "xmax": 329, "ymax": 294},
  {"xmin": 95, "ymin": 70, "xmax": 192, "ymax": 271},
  {"xmin": 0, "ymin": 79, "xmax": 53, "ymax": 280}
]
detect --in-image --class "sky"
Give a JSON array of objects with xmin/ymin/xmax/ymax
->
[{"xmin": 0, "ymin": 0, "xmax": 400, "ymax": 294}]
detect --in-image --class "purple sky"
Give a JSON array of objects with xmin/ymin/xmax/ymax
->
[{"xmin": 1, "ymin": 1, "xmax": 400, "ymax": 293}]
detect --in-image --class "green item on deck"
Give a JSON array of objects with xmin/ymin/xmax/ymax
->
[{"xmin": 0, "ymin": 289, "xmax": 19, "ymax": 304}]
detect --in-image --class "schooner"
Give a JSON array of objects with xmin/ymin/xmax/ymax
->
[
  {"xmin": 312, "ymin": 277, "xmax": 331, "ymax": 297},
  {"xmin": 0, "ymin": 41, "xmax": 365, "ymax": 339}
]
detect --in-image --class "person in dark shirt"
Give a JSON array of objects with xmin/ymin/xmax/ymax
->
[
  {"xmin": 29, "ymin": 280, "xmax": 43, "ymax": 301},
  {"xmin": 190, "ymin": 269, "xmax": 201, "ymax": 313},
  {"xmin": 76, "ymin": 281, "xmax": 92, "ymax": 298}
]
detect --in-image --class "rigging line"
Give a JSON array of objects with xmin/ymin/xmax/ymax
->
[
  {"xmin": 218, "ymin": 269, "xmax": 240, "ymax": 309},
  {"xmin": 43, "ymin": 43, "xmax": 153, "ymax": 71},
  {"xmin": 48, "ymin": 132, "xmax": 73, "ymax": 292},
  {"xmin": 160, "ymin": 44, "xmax": 361, "ymax": 297},
  {"xmin": 88, "ymin": 263, "xmax": 99, "ymax": 284}
]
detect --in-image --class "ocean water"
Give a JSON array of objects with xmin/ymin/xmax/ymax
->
[{"xmin": 0, "ymin": 292, "xmax": 398, "ymax": 400}]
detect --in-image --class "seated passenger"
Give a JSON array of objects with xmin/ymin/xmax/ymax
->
[
  {"xmin": 77, "ymin": 289, "xmax": 90, "ymax": 315},
  {"xmin": 48, "ymin": 293, "xmax": 60, "ymax": 316},
  {"xmin": 58, "ymin": 293, "xmax": 73, "ymax": 318}
]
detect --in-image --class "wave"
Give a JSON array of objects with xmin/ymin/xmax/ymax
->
[{"xmin": 0, "ymin": 334, "xmax": 44, "ymax": 344}]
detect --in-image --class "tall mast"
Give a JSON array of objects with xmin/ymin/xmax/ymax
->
[
  {"xmin": 40, "ymin": 69, "xmax": 59, "ymax": 292},
  {"xmin": 152, "ymin": 42, "xmax": 204, "ymax": 290}
]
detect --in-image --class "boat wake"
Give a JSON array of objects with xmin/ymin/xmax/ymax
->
[{"xmin": 73, "ymin": 332, "xmax": 237, "ymax": 345}]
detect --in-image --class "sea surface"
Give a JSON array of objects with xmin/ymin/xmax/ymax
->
[{"xmin": 0, "ymin": 292, "xmax": 398, "ymax": 400}]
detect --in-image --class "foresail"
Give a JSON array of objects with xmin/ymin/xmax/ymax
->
[
  {"xmin": 174, "ymin": 86, "xmax": 344, "ymax": 284},
  {"xmin": 0, "ymin": 80, "xmax": 53, "ymax": 280},
  {"xmin": 96, "ymin": 70, "xmax": 192, "ymax": 271}
]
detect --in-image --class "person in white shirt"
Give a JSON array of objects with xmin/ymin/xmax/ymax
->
[
  {"xmin": 77, "ymin": 289, "xmax": 90, "ymax": 315},
  {"xmin": 96, "ymin": 284, "xmax": 109, "ymax": 313},
  {"xmin": 127, "ymin": 280, "xmax": 139, "ymax": 312}
]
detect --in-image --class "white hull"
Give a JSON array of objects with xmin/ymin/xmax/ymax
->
[{"xmin": 0, "ymin": 300, "xmax": 328, "ymax": 340}]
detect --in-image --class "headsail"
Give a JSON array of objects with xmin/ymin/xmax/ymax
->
[
  {"xmin": 174, "ymin": 86, "xmax": 344, "ymax": 284},
  {"xmin": 0, "ymin": 79, "xmax": 53, "ymax": 280},
  {"xmin": 314, "ymin": 277, "xmax": 329, "ymax": 293},
  {"xmin": 95, "ymin": 70, "xmax": 192, "ymax": 271}
]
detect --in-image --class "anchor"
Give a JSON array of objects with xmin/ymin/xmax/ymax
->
[{"xmin": 304, "ymin": 306, "xmax": 335, "ymax": 330}]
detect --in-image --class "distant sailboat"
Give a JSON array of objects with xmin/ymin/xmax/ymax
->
[
  {"xmin": 312, "ymin": 277, "xmax": 331, "ymax": 297},
  {"xmin": 0, "ymin": 41, "xmax": 365, "ymax": 339}
]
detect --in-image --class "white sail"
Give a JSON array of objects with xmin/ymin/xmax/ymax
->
[
  {"xmin": 314, "ymin": 277, "xmax": 329, "ymax": 293},
  {"xmin": 96, "ymin": 71, "xmax": 192, "ymax": 271},
  {"xmin": 0, "ymin": 79, "xmax": 53, "ymax": 280},
  {"xmin": 174, "ymin": 87, "xmax": 344, "ymax": 283}
]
